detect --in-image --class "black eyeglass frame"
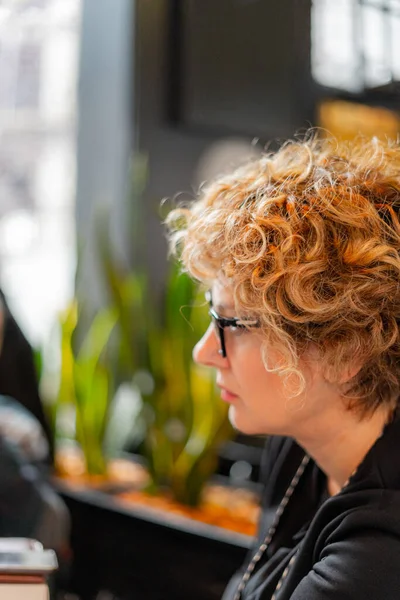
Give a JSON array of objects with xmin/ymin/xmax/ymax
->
[{"xmin": 206, "ymin": 291, "xmax": 259, "ymax": 358}]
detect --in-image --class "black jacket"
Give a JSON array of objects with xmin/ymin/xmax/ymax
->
[{"xmin": 223, "ymin": 414, "xmax": 400, "ymax": 599}]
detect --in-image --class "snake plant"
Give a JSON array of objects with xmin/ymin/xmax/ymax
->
[
  {"xmin": 52, "ymin": 301, "xmax": 118, "ymax": 475},
  {"xmin": 102, "ymin": 254, "xmax": 233, "ymax": 505}
]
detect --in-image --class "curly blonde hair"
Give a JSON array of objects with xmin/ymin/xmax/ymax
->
[{"xmin": 167, "ymin": 134, "xmax": 400, "ymax": 418}]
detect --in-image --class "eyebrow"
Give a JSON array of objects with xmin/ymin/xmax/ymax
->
[
  {"xmin": 206, "ymin": 291, "xmax": 235, "ymax": 314},
  {"xmin": 214, "ymin": 302, "xmax": 235, "ymax": 314},
  {"xmin": 211, "ymin": 298, "xmax": 235, "ymax": 319}
]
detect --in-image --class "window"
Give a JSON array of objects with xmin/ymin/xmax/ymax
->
[
  {"xmin": 312, "ymin": 0, "xmax": 400, "ymax": 92},
  {"xmin": 0, "ymin": 0, "xmax": 80, "ymax": 344},
  {"xmin": 0, "ymin": 0, "xmax": 81, "ymax": 346}
]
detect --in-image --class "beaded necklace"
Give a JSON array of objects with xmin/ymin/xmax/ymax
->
[
  {"xmin": 233, "ymin": 453, "xmax": 310, "ymax": 600},
  {"xmin": 233, "ymin": 419, "xmax": 391, "ymax": 600}
]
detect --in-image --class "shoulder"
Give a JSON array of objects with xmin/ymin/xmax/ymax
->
[
  {"xmin": 313, "ymin": 487, "xmax": 400, "ymax": 545},
  {"xmin": 289, "ymin": 498, "xmax": 400, "ymax": 600},
  {"xmin": 322, "ymin": 493, "xmax": 400, "ymax": 549}
]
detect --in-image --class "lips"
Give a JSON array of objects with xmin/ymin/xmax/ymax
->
[{"xmin": 217, "ymin": 384, "xmax": 239, "ymax": 403}]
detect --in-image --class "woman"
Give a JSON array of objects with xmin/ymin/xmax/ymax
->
[{"xmin": 167, "ymin": 135, "xmax": 400, "ymax": 599}]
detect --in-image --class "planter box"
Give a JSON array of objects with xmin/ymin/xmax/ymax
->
[{"xmin": 55, "ymin": 479, "xmax": 252, "ymax": 600}]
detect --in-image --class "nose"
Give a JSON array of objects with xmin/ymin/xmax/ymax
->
[{"xmin": 193, "ymin": 323, "xmax": 227, "ymax": 367}]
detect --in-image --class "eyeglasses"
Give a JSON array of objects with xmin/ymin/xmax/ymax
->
[{"xmin": 205, "ymin": 291, "xmax": 259, "ymax": 358}]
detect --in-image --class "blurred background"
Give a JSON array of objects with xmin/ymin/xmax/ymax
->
[
  {"xmin": 1, "ymin": 0, "xmax": 399, "ymax": 342},
  {"xmin": 0, "ymin": 1, "xmax": 399, "ymax": 599},
  {"xmin": 0, "ymin": 0, "xmax": 78, "ymax": 344}
]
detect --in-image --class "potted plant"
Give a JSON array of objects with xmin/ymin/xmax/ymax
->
[
  {"xmin": 47, "ymin": 260, "xmax": 257, "ymax": 600},
  {"xmin": 102, "ymin": 252, "xmax": 234, "ymax": 505},
  {"xmin": 42, "ymin": 300, "xmax": 118, "ymax": 477},
  {"xmin": 39, "ymin": 158, "xmax": 260, "ymax": 599}
]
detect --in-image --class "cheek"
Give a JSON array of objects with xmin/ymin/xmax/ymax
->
[
  {"xmin": 229, "ymin": 362, "xmax": 289, "ymax": 435},
  {"xmin": 247, "ymin": 366, "xmax": 281, "ymax": 400},
  {"xmin": 235, "ymin": 340, "xmax": 279, "ymax": 383},
  {"xmin": 242, "ymin": 344, "xmax": 303, "ymax": 399},
  {"xmin": 235, "ymin": 349, "xmax": 271, "ymax": 394},
  {"xmin": 234, "ymin": 345, "xmax": 292, "ymax": 410},
  {"xmin": 230, "ymin": 334, "xmax": 293, "ymax": 402}
]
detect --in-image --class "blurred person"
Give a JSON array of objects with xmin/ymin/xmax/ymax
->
[
  {"xmin": 0, "ymin": 394, "xmax": 49, "ymax": 463},
  {"xmin": 0, "ymin": 289, "xmax": 54, "ymax": 459},
  {"xmin": 0, "ymin": 395, "xmax": 71, "ymax": 600},
  {"xmin": 167, "ymin": 134, "xmax": 400, "ymax": 599},
  {"xmin": 0, "ymin": 293, "xmax": 70, "ymax": 584},
  {"xmin": 0, "ymin": 405, "xmax": 69, "ymax": 553}
]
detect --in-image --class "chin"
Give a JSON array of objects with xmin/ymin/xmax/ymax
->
[{"xmin": 228, "ymin": 405, "xmax": 267, "ymax": 436}]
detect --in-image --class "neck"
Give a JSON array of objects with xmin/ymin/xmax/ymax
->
[{"xmin": 295, "ymin": 405, "xmax": 392, "ymax": 492}]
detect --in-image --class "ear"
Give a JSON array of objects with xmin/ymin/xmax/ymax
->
[
  {"xmin": 318, "ymin": 352, "xmax": 364, "ymax": 386},
  {"xmin": 337, "ymin": 362, "xmax": 363, "ymax": 385},
  {"xmin": 302, "ymin": 343, "xmax": 364, "ymax": 386}
]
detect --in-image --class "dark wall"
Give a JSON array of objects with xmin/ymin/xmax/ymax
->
[
  {"xmin": 180, "ymin": 0, "xmax": 313, "ymax": 138},
  {"xmin": 135, "ymin": 0, "xmax": 314, "ymax": 292}
]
